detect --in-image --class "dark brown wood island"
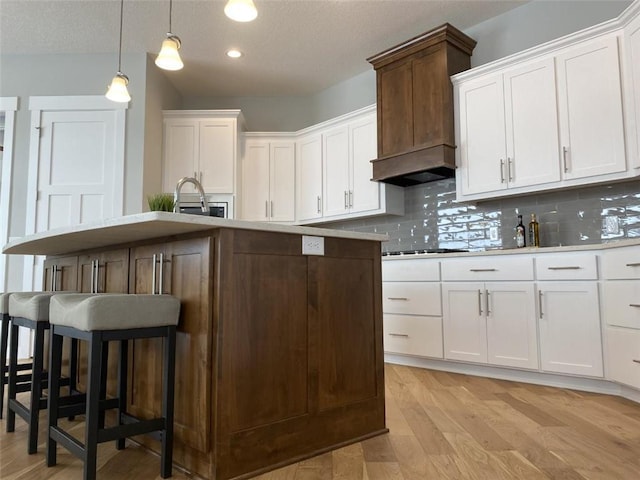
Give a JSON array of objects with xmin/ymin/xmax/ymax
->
[{"xmin": 2, "ymin": 212, "xmax": 388, "ymax": 480}]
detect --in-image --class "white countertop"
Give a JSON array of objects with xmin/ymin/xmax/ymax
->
[
  {"xmin": 382, "ymin": 238, "xmax": 640, "ymax": 260},
  {"xmin": 2, "ymin": 212, "xmax": 389, "ymax": 256}
]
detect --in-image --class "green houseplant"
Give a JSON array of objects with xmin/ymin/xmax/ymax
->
[{"xmin": 147, "ymin": 193, "xmax": 175, "ymax": 212}]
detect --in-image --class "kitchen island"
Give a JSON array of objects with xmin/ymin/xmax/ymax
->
[{"xmin": 2, "ymin": 212, "xmax": 389, "ymax": 479}]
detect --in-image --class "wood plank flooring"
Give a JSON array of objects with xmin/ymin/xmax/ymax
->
[{"xmin": 1, "ymin": 364, "xmax": 640, "ymax": 479}]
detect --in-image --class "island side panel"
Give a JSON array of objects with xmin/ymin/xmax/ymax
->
[{"xmin": 215, "ymin": 228, "xmax": 386, "ymax": 480}]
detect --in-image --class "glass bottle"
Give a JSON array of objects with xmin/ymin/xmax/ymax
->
[
  {"xmin": 515, "ymin": 214, "xmax": 526, "ymax": 248},
  {"xmin": 529, "ymin": 213, "xmax": 540, "ymax": 247}
]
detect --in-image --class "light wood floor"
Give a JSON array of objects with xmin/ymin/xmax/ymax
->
[{"xmin": 2, "ymin": 364, "xmax": 640, "ymax": 479}]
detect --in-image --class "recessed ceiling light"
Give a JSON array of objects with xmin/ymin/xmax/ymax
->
[{"xmin": 226, "ymin": 49, "xmax": 243, "ymax": 58}]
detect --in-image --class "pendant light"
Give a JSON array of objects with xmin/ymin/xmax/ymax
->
[
  {"xmin": 155, "ymin": 0, "xmax": 183, "ymax": 71},
  {"xmin": 224, "ymin": 0, "xmax": 258, "ymax": 22},
  {"xmin": 106, "ymin": 0, "xmax": 131, "ymax": 103}
]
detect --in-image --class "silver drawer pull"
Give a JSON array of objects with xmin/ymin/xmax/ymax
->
[
  {"xmin": 387, "ymin": 297, "xmax": 409, "ymax": 301},
  {"xmin": 388, "ymin": 333, "xmax": 409, "ymax": 338},
  {"xmin": 629, "ymin": 304, "xmax": 640, "ymax": 308},
  {"xmin": 469, "ymin": 268, "xmax": 497, "ymax": 272},
  {"xmin": 633, "ymin": 359, "xmax": 640, "ymax": 364},
  {"xmin": 626, "ymin": 262, "xmax": 640, "ymax": 267},
  {"xmin": 547, "ymin": 266, "xmax": 581, "ymax": 270}
]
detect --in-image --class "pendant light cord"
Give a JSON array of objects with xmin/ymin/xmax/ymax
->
[
  {"xmin": 169, "ymin": 0, "xmax": 173, "ymax": 33},
  {"xmin": 117, "ymin": 0, "xmax": 124, "ymax": 72}
]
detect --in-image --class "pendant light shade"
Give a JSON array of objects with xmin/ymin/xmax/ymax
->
[
  {"xmin": 224, "ymin": 0, "xmax": 258, "ymax": 22},
  {"xmin": 106, "ymin": 0, "xmax": 130, "ymax": 103},
  {"xmin": 156, "ymin": 0, "xmax": 183, "ymax": 71},
  {"xmin": 106, "ymin": 73, "xmax": 131, "ymax": 102},
  {"xmin": 156, "ymin": 35, "xmax": 183, "ymax": 71}
]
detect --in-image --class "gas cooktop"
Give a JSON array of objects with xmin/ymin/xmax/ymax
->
[{"xmin": 382, "ymin": 248, "xmax": 468, "ymax": 256}]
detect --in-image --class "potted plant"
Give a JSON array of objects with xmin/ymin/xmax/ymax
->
[{"xmin": 147, "ymin": 193, "xmax": 175, "ymax": 212}]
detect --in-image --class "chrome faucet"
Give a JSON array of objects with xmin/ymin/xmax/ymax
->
[{"xmin": 173, "ymin": 176, "xmax": 210, "ymax": 214}]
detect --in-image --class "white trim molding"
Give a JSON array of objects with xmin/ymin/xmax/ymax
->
[{"xmin": 0, "ymin": 96, "xmax": 18, "ymax": 292}]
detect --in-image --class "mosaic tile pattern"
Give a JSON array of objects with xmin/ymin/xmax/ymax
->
[{"xmin": 323, "ymin": 178, "xmax": 640, "ymax": 253}]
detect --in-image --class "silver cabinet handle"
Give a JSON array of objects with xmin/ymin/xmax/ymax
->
[
  {"xmin": 486, "ymin": 290, "xmax": 491, "ymax": 316},
  {"xmin": 625, "ymin": 263, "xmax": 640, "ymax": 267},
  {"xmin": 388, "ymin": 333, "xmax": 409, "ymax": 338},
  {"xmin": 92, "ymin": 259, "xmax": 100, "ymax": 293},
  {"xmin": 508, "ymin": 157, "xmax": 513, "ymax": 182},
  {"xmin": 265, "ymin": 200, "xmax": 269, "ymax": 218},
  {"xmin": 470, "ymin": 268, "xmax": 497, "ymax": 272},
  {"xmin": 478, "ymin": 289, "xmax": 483, "ymax": 316},
  {"xmin": 270, "ymin": 200, "xmax": 274, "ymax": 218},
  {"xmin": 629, "ymin": 304, "xmax": 640, "ymax": 308},
  {"xmin": 51, "ymin": 264, "xmax": 58, "ymax": 291},
  {"xmin": 344, "ymin": 191, "xmax": 349, "ymax": 209},
  {"xmin": 152, "ymin": 253, "xmax": 157, "ymax": 295},
  {"xmin": 317, "ymin": 196, "xmax": 321, "ymax": 214},
  {"xmin": 387, "ymin": 297, "xmax": 408, "ymax": 301},
  {"xmin": 539, "ymin": 290, "xmax": 544, "ymax": 318},
  {"xmin": 562, "ymin": 146, "xmax": 569, "ymax": 173},
  {"xmin": 500, "ymin": 159, "xmax": 505, "ymax": 183},
  {"xmin": 547, "ymin": 266, "xmax": 581, "ymax": 270},
  {"xmin": 633, "ymin": 359, "xmax": 640, "ymax": 364},
  {"xmin": 159, "ymin": 252, "xmax": 165, "ymax": 295},
  {"xmin": 349, "ymin": 190, "xmax": 353, "ymax": 208}
]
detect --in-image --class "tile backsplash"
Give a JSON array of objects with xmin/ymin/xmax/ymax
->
[{"xmin": 323, "ymin": 178, "xmax": 640, "ymax": 252}]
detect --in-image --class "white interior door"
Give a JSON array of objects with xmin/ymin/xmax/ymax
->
[{"xmin": 23, "ymin": 96, "xmax": 126, "ymax": 292}]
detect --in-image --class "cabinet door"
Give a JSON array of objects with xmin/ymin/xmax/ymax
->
[
  {"xmin": 162, "ymin": 119, "xmax": 198, "ymax": 194},
  {"xmin": 322, "ymin": 126, "xmax": 350, "ymax": 217},
  {"xmin": 269, "ymin": 142, "xmax": 295, "ymax": 222},
  {"xmin": 199, "ymin": 119, "xmax": 236, "ymax": 193},
  {"xmin": 442, "ymin": 282, "xmax": 487, "ymax": 363},
  {"xmin": 378, "ymin": 61, "xmax": 413, "ymax": 158},
  {"xmin": 349, "ymin": 114, "xmax": 380, "ymax": 214},
  {"xmin": 556, "ymin": 36, "xmax": 626, "ymax": 180},
  {"xmin": 383, "ymin": 314, "xmax": 443, "ymax": 358},
  {"xmin": 78, "ymin": 249, "xmax": 129, "ymax": 294},
  {"xmin": 241, "ymin": 141, "xmax": 270, "ymax": 221},
  {"xmin": 504, "ymin": 59, "xmax": 561, "ymax": 189},
  {"xmin": 296, "ymin": 134, "xmax": 323, "ymax": 222},
  {"xmin": 538, "ymin": 282, "xmax": 603, "ymax": 377},
  {"xmin": 624, "ymin": 10, "xmax": 640, "ymax": 169},
  {"xmin": 606, "ymin": 327, "xmax": 640, "ymax": 390},
  {"xmin": 457, "ymin": 74, "xmax": 507, "ymax": 196},
  {"xmin": 129, "ymin": 237, "xmax": 213, "ymax": 453},
  {"xmin": 43, "ymin": 255, "xmax": 78, "ymax": 292},
  {"xmin": 486, "ymin": 282, "xmax": 538, "ymax": 370}
]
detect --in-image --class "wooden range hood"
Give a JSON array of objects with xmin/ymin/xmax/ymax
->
[{"xmin": 368, "ymin": 24, "xmax": 476, "ymax": 186}]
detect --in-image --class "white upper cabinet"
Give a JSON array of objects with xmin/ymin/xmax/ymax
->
[
  {"xmin": 295, "ymin": 134, "xmax": 323, "ymax": 222},
  {"xmin": 162, "ymin": 110, "xmax": 242, "ymax": 195},
  {"xmin": 454, "ymin": 7, "xmax": 639, "ymax": 202},
  {"xmin": 457, "ymin": 59, "xmax": 560, "ymax": 197},
  {"xmin": 241, "ymin": 136, "xmax": 295, "ymax": 222},
  {"xmin": 296, "ymin": 106, "xmax": 403, "ymax": 225},
  {"xmin": 556, "ymin": 36, "xmax": 626, "ymax": 180}
]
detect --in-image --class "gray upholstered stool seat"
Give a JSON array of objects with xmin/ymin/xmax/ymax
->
[
  {"xmin": 6, "ymin": 291, "xmax": 58, "ymax": 454},
  {"xmin": 0, "ymin": 292, "xmax": 27, "ymax": 420},
  {"xmin": 0, "ymin": 292, "xmax": 10, "ymax": 315},
  {"xmin": 47, "ymin": 293, "xmax": 180, "ymax": 480}
]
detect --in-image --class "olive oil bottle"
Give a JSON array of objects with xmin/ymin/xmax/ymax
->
[{"xmin": 529, "ymin": 213, "xmax": 540, "ymax": 247}]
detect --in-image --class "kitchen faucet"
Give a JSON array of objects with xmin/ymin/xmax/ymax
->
[{"xmin": 173, "ymin": 176, "xmax": 210, "ymax": 214}]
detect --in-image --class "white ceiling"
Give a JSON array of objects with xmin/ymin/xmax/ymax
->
[{"xmin": 0, "ymin": 0, "xmax": 528, "ymax": 97}]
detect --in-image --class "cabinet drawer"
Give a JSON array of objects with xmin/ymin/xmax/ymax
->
[
  {"xmin": 383, "ymin": 314, "xmax": 443, "ymax": 358},
  {"xmin": 602, "ymin": 247, "xmax": 640, "ymax": 279},
  {"xmin": 535, "ymin": 253, "xmax": 598, "ymax": 280},
  {"xmin": 382, "ymin": 258, "xmax": 440, "ymax": 281},
  {"xmin": 382, "ymin": 282, "xmax": 441, "ymax": 316},
  {"xmin": 603, "ymin": 281, "xmax": 640, "ymax": 329},
  {"xmin": 441, "ymin": 256, "xmax": 533, "ymax": 281},
  {"xmin": 605, "ymin": 327, "xmax": 640, "ymax": 390}
]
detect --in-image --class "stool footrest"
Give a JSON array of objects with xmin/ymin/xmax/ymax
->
[
  {"xmin": 98, "ymin": 417, "xmax": 166, "ymax": 444},
  {"xmin": 7, "ymin": 398, "xmax": 47, "ymax": 422},
  {"xmin": 49, "ymin": 426, "xmax": 85, "ymax": 461}
]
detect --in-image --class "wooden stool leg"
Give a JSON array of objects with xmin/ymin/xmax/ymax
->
[
  {"xmin": 116, "ymin": 338, "xmax": 128, "ymax": 450},
  {"xmin": 5, "ymin": 322, "xmax": 18, "ymax": 432},
  {"xmin": 27, "ymin": 322, "xmax": 46, "ymax": 454},
  {"xmin": 83, "ymin": 332, "xmax": 103, "ymax": 480},
  {"xmin": 160, "ymin": 326, "xmax": 176, "ymax": 478},
  {"xmin": 46, "ymin": 327, "xmax": 64, "ymax": 467},
  {"xmin": 0, "ymin": 314, "xmax": 9, "ymax": 420}
]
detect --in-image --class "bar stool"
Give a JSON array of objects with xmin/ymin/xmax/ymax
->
[
  {"xmin": 46, "ymin": 293, "xmax": 180, "ymax": 480},
  {"xmin": 0, "ymin": 292, "xmax": 33, "ymax": 419},
  {"xmin": 6, "ymin": 291, "xmax": 58, "ymax": 453}
]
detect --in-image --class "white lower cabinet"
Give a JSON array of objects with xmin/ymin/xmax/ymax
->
[
  {"xmin": 537, "ymin": 282, "xmax": 603, "ymax": 377},
  {"xmin": 606, "ymin": 327, "xmax": 640, "ymax": 390},
  {"xmin": 384, "ymin": 314, "xmax": 443, "ymax": 359},
  {"xmin": 442, "ymin": 282, "xmax": 538, "ymax": 369}
]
